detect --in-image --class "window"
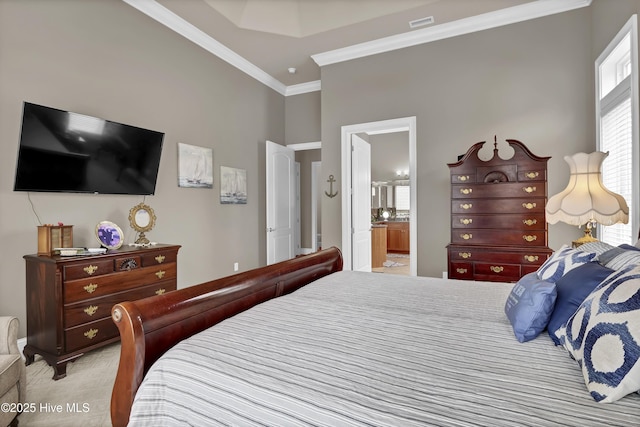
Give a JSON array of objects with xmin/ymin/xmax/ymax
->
[
  {"xmin": 395, "ymin": 185, "xmax": 410, "ymax": 211},
  {"xmin": 596, "ymin": 15, "xmax": 639, "ymax": 245}
]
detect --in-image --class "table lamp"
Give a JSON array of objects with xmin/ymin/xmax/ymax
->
[{"xmin": 546, "ymin": 151, "xmax": 629, "ymax": 247}]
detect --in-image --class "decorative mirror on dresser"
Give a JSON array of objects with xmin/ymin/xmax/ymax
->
[
  {"xmin": 447, "ymin": 137, "xmax": 552, "ymax": 283},
  {"xmin": 129, "ymin": 203, "xmax": 156, "ymax": 245}
]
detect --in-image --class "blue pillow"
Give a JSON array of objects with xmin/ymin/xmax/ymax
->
[
  {"xmin": 536, "ymin": 245, "xmax": 597, "ymax": 282},
  {"xmin": 546, "ymin": 262, "xmax": 613, "ymax": 345},
  {"xmin": 505, "ymin": 272, "xmax": 557, "ymax": 343}
]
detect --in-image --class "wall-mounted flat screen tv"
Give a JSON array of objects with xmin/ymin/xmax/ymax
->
[{"xmin": 13, "ymin": 102, "xmax": 164, "ymax": 195}]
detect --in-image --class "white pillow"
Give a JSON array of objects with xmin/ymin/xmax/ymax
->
[
  {"xmin": 536, "ymin": 245, "xmax": 596, "ymax": 282},
  {"xmin": 554, "ymin": 264, "xmax": 640, "ymax": 402}
]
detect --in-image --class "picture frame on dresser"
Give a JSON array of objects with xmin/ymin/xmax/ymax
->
[
  {"xmin": 23, "ymin": 244, "xmax": 180, "ymax": 379},
  {"xmin": 447, "ymin": 138, "xmax": 552, "ymax": 283}
]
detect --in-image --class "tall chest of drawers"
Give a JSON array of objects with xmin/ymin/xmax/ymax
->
[
  {"xmin": 23, "ymin": 244, "xmax": 180, "ymax": 379},
  {"xmin": 447, "ymin": 139, "xmax": 552, "ymax": 282}
]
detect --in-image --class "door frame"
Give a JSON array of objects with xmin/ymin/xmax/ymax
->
[
  {"xmin": 341, "ymin": 117, "xmax": 417, "ymax": 275},
  {"xmin": 311, "ymin": 161, "xmax": 321, "ymax": 251}
]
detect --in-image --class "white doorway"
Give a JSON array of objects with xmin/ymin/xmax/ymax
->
[
  {"xmin": 266, "ymin": 141, "xmax": 322, "ymax": 264},
  {"xmin": 341, "ymin": 117, "xmax": 417, "ymax": 275}
]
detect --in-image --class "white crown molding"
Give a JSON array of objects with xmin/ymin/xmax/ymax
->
[
  {"xmin": 312, "ymin": 0, "xmax": 592, "ymax": 67},
  {"xmin": 287, "ymin": 141, "xmax": 321, "ymax": 151},
  {"xmin": 124, "ymin": 0, "xmax": 591, "ymax": 96},
  {"xmin": 285, "ymin": 80, "xmax": 321, "ymax": 96},
  {"xmin": 122, "ymin": 0, "xmax": 287, "ymax": 95}
]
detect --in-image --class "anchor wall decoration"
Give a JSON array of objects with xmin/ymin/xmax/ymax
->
[{"xmin": 325, "ymin": 174, "xmax": 338, "ymax": 198}]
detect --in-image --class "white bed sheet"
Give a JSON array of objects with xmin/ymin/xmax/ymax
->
[{"xmin": 128, "ymin": 271, "xmax": 640, "ymax": 426}]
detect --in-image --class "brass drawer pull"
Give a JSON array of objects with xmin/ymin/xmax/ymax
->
[
  {"xmin": 155, "ymin": 255, "xmax": 166, "ymax": 264},
  {"xmin": 523, "ymin": 235, "xmax": 537, "ymax": 242},
  {"xmin": 460, "ymin": 188, "xmax": 473, "ymax": 195},
  {"xmin": 155, "ymin": 270, "xmax": 166, "ymax": 279},
  {"xmin": 523, "ymin": 186, "xmax": 536, "ymax": 193},
  {"xmin": 459, "ymin": 252, "xmax": 472, "ymax": 259},
  {"xmin": 524, "ymin": 255, "xmax": 539, "ymax": 263},
  {"xmin": 526, "ymin": 171, "xmax": 539, "ymax": 179},
  {"xmin": 490, "ymin": 266, "xmax": 504, "ymax": 273},
  {"xmin": 155, "ymin": 288, "xmax": 166, "ymax": 295},
  {"xmin": 83, "ymin": 305, "xmax": 98, "ymax": 316},
  {"xmin": 523, "ymin": 219, "xmax": 537, "ymax": 226},
  {"xmin": 457, "ymin": 175, "xmax": 470, "ymax": 182},
  {"xmin": 460, "ymin": 203, "xmax": 473, "ymax": 210},
  {"xmin": 459, "ymin": 218, "xmax": 473, "ymax": 225},
  {"xmin": 84, "ymin": 328, "xmax": 98, "ymax": 340},
  {"xmin": 83, "ymin": 265, "xmax": 98, "ymax": 275},
  {"xmin": 83, "ymin": 283, "xmax": 98, "ymax": 294},
  {"xmin": 456, "ymin": 268, "xmax": 468, "ymax": 274},
  {"xmin": 460, "ymin": 233, "xmax": 473, "ymax": 240},
  {"xmin": 522, "ymin": 202, "xmax": 537, "ymax": 210}
]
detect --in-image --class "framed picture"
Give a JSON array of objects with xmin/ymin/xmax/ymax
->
[
  {"xmin": 220, "ymin": 166, "xmax": 247, "ymax": 204},
  {"xmin": 178, "ymin": 143, "xmax": 213, "ymax": 188},
  {"xmin": 95, "ymin": 221, "xmax": 124, "ymax": 249}
]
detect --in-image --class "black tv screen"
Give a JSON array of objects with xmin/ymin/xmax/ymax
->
[{"xmin": 13, "ymin": 102, "xmax": 164, "ymax": 195}]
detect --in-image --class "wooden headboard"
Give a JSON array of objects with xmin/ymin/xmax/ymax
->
[{"xmin": 110, "ymin": 247, "xmax": 343, "ymax": 427}]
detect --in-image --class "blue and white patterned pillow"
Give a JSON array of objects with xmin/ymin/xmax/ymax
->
[
  {"xmin": 536, "ymin": 245, "xmax": 597, "ymax": 282},
  {"xmin": 554, "ymin": 264, "xmax": 640, "ymax": 402},
  {"xmin": 598, "ymin": 245, "xmax": 640, "ymax": 270}
]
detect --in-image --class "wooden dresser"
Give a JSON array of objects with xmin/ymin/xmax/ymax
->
[
  {"xmin": 23, "ymin": 243, "xmax": 180, "ymax": 379},
  {"xmin": 447, "ymin": 139, "xmax": 552, "ymax": 282}
]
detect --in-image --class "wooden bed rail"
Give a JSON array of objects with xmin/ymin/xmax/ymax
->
[{"xmin": 110, "ymin": 247, "xmax": 343, "ymax": 427}]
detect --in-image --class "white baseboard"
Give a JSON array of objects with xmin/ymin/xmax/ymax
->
[{"xmin": 299, "ymin": 248, "xmax": 314, "ymax": 255}]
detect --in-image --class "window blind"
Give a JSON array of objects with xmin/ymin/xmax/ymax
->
[{"xmin": 600, "ymin": 95, "xmax": 632, "ymax": 245}]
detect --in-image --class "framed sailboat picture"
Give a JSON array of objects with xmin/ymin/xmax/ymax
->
[
  {"xmin": 220, "ymin": 166, "xmax": 247, "ymax": 204},
  {"xmin": 178, "ymin": 143, "xmax": 213, "ymax": 188}
]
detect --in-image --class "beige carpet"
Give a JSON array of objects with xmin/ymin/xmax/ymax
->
[{"xmin": 20, "ymin": 343, "xmax": 119, "ymax": 426}]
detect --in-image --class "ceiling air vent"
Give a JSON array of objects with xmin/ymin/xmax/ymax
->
[{"xmin": 409, "ymin": 16, "xmax": 434, "ymax": 29}]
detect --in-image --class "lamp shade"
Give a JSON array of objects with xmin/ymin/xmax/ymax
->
[{"xmin": 546, "ymin": 151, "xmax": 628, "ymax": 226}]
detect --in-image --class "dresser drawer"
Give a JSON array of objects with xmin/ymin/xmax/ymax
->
[
  {"xmin": 518, "ymin": 168, "xmax": 547, "ymax": 182},
  {"xmin": 140, "ymin": 249, "xmax": 178, "ymax": 266},
  {"xmin": 449, "ymin": 262, "xmax": 473, "ymax": 279},
  {"xmin": 449, "ymin": 248, "xmax": 550, "ymax": 266},
  {"xmin": 451, "ymin": 198, "xmax": 546, "ymax": 214},
  {"xmin": 452, "ymin": 182, "xmax": 546, "ymax": 199},
  {"xmin": 63, "ymin": 259, "xmax": 114, "ymax": 280},
  {"xmin": 64, "ymin": 263, "xmax": 177, "ymax": 304},
  {"xmin": 64, "ymin": 317, "xmax": 119, "ymax": 353},
  {"xmin": 450, "ymin": 229, "xmax": 547, "ymax": 246},
  {"xmin": 451, "ymin": 213, "xmax": 546, "ymax": 230},
  {"xmin": 450, "ymin": 173, "xmax": 477, "ymax": 184},
  {"xmin": 63, "ymin": 280, "xmax": 177, "ymax": 328},
  {"xmin": 474, "ymin": 262, "xmax": 521, "ymax": 279}
]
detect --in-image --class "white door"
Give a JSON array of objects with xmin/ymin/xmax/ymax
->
[
  {"xmin": 351, "ymin": 134, "xmax": 372, "ymax": 272},
  {"xmin": 266, "ymin": 140, "xmax": 296, "ymax": 265}
]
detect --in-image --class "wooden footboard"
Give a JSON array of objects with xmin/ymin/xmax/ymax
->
[{"xmin": 110, "ymin": 247, "xmax": 343, "ymax": 427}]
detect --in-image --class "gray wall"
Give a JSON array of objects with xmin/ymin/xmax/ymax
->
[
  {"xmin": 321, "ymin": 8, "xmax": 596, "ymax": 277},
  {"xmin": 285, "ymin": 91, "xmax": 321, "ymax": 144},
  {"xmin": 0, "ymin": 0, "xmax": 284, "ymax": 336}
]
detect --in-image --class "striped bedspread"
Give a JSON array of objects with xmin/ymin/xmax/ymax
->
[{"xmin": 129, "ymin": 271, "xmax": 640, "ymax": 426}]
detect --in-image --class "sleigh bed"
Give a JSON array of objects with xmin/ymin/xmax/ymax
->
[{"xmin": 110, "ymin": 247, "xmax": 640, "ymax": 427}]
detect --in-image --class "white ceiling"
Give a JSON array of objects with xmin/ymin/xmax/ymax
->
[{"xmin": 124, "ymin": 0, "xmax": 592, "ymax": 95}]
